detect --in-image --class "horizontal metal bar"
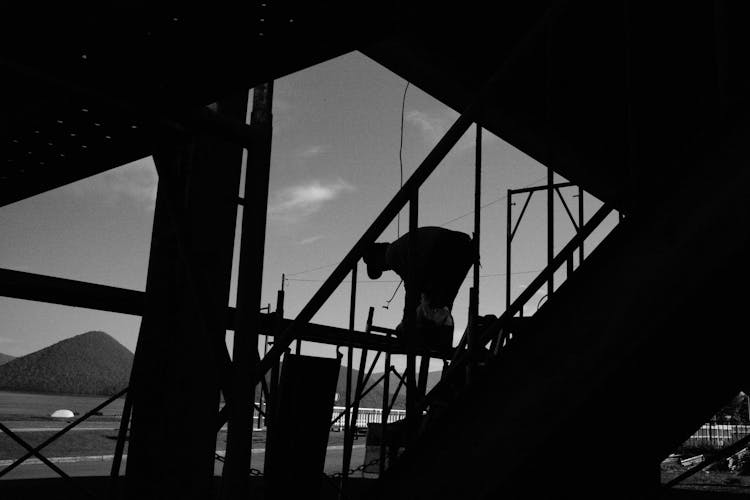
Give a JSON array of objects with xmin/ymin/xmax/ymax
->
[
  {"xmin": 0, "ymin": 268, "xmax": 453, "ymax": 357},
  {"xmin": 370, "ymin": 325, "xmax": 396, "ymax": 335},
  {"xmin": 0, "ymin": 268, "xmax": 144, "ymax": 316},
  {"xmin": 508, "ymin": 182, "xmax": 574, "ymax": 196},
  {"xmin": 262, "ymin": 314, "xmax": 452, "ymax": 357}
]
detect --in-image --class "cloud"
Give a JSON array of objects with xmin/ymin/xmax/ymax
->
[
  {"xmin": 64, "ymin": 157, "xmax": 158, "ymax": 210},
  {"xmin": 299, "ymin": 145, "xmax": 327, "ymax": 158},
  {"xmin": 406, "ymin": 109, "xmax": 499, "ymax": 151},
  {"xmin": 298, "ymin": 235, "xmax": 324, "ymax": 245},
  {"xmin": 0, "ymin": 336, "xmax": 17, "ymax": 344},
  {"xmin": 269, "ymin": 179, "xmax": 355, "ymax": 222},
  {"xmin": 406, "ymin": 110, "xmax": 447, "ymax": 145}
]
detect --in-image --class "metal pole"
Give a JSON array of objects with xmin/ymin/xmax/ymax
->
[
  {"xmin": 467, "ymin": 123, "xmax": 482, "ymax": 383},
  {"xmin": 406, "ymin": 194, "xmax": 419, "ymax": 444},
  {"xmin": 221, "ymin": 82, "xmax": 274, "ymax": 499},
  {"xmin": 110, "ymin": 389, "xmax": 132, "ymax": 478},
  {"xmin": 341, "ymin": 265, "xmax": 358, "ymax": 493},
  {"xmin": 263, "ymin": 289, "xmax": 284, "ymax": 478},
  {"xmin": 380, "ymin": 312, "xmax": 391, "ymax": 477},
  {"xmin": 547, "ymin": 167, "xmax": 554, "ymax": 298},
  {"xmin": 506, "ymin": 190, "xmax": 512, "ymax": 312},
  {"xmin": 467, "ymin": 287, "xmax": 478, "ymax": 384},
  {"xmin": 578, "ymin": 186, "xmax": 584, "ymax": 264},
  {"xmin": 474, "ymin": 123, "xmax": 481, "ymax": 301},
  {"xmin": 259, "ymin": 316, "xmax": 270, "ymax": 429}
]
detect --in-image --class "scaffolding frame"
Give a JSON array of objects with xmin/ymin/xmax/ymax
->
[{"xmin": 0, "ymin": 47, "xmax": 615, "ymax": 500}]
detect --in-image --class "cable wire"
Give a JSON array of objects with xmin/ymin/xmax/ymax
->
[{"xmin": 397, "ymin": 81, "xmax": 410, "ymax": 239}]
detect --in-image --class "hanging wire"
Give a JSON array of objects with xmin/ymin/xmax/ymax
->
[
  {"xmin": 382, "ymin": 280, "xmax": 403, "ymax": 309},
  {"xmin": 438, "ymin": 174, "xmax": 549, "ymax": 228},
  {"xmin": 382, "ymin": 81, "xmax": 410, "ymax": 309},
  {"xmin": 397, "ymin": 81, "xmax": 410, "ymax": 239}
]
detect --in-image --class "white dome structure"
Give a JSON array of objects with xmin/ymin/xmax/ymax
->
[{"xmin": 50, "ymin": 409, "xmax": 75, "ymax": 418}]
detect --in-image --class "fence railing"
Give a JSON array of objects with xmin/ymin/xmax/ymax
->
[
  {"xmin": 683, "ymin": 423, "xmax": 750, "ymax": 448},
  {"xmin": 331, "ymin": 407, "xmax": 406, "ymax": 432}
]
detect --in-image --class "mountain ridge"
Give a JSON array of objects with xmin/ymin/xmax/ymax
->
[
  {"xmin": 0, "ymin": 331, "xmax": 132, "ymax": 396},
  {"xmin": 0, "ymin": 353, "xmax": 14, "ymax": 366}
]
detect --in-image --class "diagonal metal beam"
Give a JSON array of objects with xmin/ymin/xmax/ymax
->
[
  {"xmin": 0, "ymin": 422, "xmax": 77, "ymax": 484},
  {"xmin": 0, "ymin": 388, "xmax": 127, "ymax": 479},
  {"xmin": 422, "ymin": 204, "xmax": 614, "ymax": 412}
]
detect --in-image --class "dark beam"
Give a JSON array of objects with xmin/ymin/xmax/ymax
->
[
  {"xmin": 508, "ymin": 181, "xmax": 573, "ymax": 195},
  {"xmin": 125, "ymin": 91, "xmax": 248, "ymax": 499},
  {"xmin": 0, "ymin": 56, "xmax": 254, "ymax": 149},
  {"xmin": 222, "ymin": 82, "xmax": 274, "ymax": 498},
  {"xmin": 0, "ymin": 268, "xmax": 144, "ymax": 315},
  {"xmin": 0, "ymin": 268, "xmax": 452, "ymax": 357}
]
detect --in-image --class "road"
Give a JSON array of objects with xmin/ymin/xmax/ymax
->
[{"xmin": 1, "ymin": 445, "xmax": 367, "ymax": 480}]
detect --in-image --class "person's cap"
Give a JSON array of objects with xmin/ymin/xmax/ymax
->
[{"xmin": 363, "ymin": 243, "xmax": 388, "ymax": 280}]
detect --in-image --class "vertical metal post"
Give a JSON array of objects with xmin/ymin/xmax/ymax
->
[
  {"xmin": 547, "ymin": 167, "xmax": 554, "ymax": 298},
  {"xmin": 128, "ymin": 93, "xmax": 248, "ymax": 499},
  {"xmin": 506, "ymin": 190, "xmax": 512, "ymax": 312},
  {"xmin": 467, "ymin": 123, "xmax": 482, "ymax": 383},
  {"xmin": 473, "ymin": 123, "xmax": 482, "ymax": 303},
  {"xmin": 340, "ymin": 264, "xmax": 358, "ymax": 494},
  {"xmin": 578, "ymin": 186, "xmax": 584, "ymax": 264},
  {"xmin": 221, "ymin": 82, "xmax": 274, "ymax": 499},
  {"xmin": 405, "ymin": 193, "xmax": 419, "ymax": 443},
  {"xmin": 264, "ymin": 289, "xmax": 284, "ymax": 477},
  {"xmin": 110, "ymin": 391, "xmax": 132, "ymax": 478},
  {"xmin": 467, "ymin": 287, "xmax": 478, "ymax": 384},
  {"xmin": 258, "ymin": 312, "xmax": 270, "ymax": 429},
  {"xmin": 379, "ymin": 308, "xmax": 390, "ymax": 476}
]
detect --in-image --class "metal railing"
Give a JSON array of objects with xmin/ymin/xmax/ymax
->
[
  {"xmin": 683, "ymin": 423, "xmax": 750, "ymax": 449},
  {"xmin": 331, "ymin": 407, "xmax": 406, "ymax": 432}
]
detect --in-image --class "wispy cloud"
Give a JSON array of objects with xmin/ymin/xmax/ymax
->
[
  {"xmin": 269, "ymin": 179, "xmax": 355, "ymax": 222},
  {"xmin": 298, "ymin": 235, "xmax": 324, "ymax": 245},
  {"xmin": 64, "ymin": 157, "xmax": 158, "ymax": 210},
  {"xmin": 299, "ymin": 145, "xmax": 327, "ymax": 158},
  {"xmin": 406, "ymin": 110, "xmax": 447, "ymax": 145},
  {"xmin": 0, "ymin": 336, "xmax": 17, "ymax": 345},
  {"xmin": 406, "ymin": 109, "xmax": 499, "ymax": 151}
]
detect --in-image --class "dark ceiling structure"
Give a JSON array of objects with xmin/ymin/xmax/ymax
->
[{"xmin": 3, "ymin": 2, "xmax": 750, "ymax": 499}]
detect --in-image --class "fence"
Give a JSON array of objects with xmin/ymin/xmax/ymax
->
[
  {"xmin": 331, "ymin": 407, "xmax": 406, "ymax": 432},
  {"xmin": 683, "ymin": 423, "xmax": 750, "ymax": 449}
]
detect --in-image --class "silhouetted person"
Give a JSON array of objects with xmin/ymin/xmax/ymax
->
[{"xmin": 363, "ymin": 226, "xmax": 476, "ymax": 350}]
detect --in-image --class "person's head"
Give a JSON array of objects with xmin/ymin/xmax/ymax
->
[{"xmin": 363, "ymin": 242, "xmax": 389, "ymax": 280}]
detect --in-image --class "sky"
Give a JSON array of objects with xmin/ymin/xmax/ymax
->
[{"xmin": 0, "ymin": 51, "xmax": 618, "ymax": 368}]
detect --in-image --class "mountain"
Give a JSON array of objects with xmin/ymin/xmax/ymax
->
[
  {"xmin": 0, "ymin": 353, "xmax": 14, "ymax": 366},
  {"xmin": 0, "ymin": 331, "xmax": 133, "ymax": 396}
]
